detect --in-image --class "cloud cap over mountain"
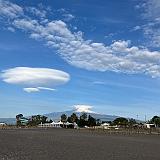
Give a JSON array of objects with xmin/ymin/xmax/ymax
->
[{"xmin": 73, "ymin": 105, "xmax": 96, "ymax": 113}]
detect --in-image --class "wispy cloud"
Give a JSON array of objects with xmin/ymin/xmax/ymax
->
[
  {"xmin": 132, "ymin": 25, "xmax": 141, "ymax": 31},
  {"xmin": 1, "ymin": 67, "xmax": 70, "ymax": 92},
  {"xmin": 7, "ymin": 26, "xmax": 15, "ymax": 32},
  {"xmin": 23, "ymin": 87, "xmax": 56, "ymax": 93},
  {"xmin": 136, "ymin": 0, "xmax": 160, "ymax": 47},
  {"xmin": 93, "ymin": 81, "xmax": 106, "ymax": 85},
  {"xmin": 0, "ymin": 0, "xmax": 23, "ymax": 18},
  {"xmin": 63, "ymin": 13, "xmax": 74, "ymax": 21},
  {"xmin": 92, "ymin": 80, "xmax": 160, "ymax": 93},
  {"xmin": 57, "ymin": 8, "xmax": 75, "ymax": 22},
  {"xmin": 89, "ymin": 17, "xmax": 124, "ymax": 24},
  {"xmin": 37, "ymin": 87, "xmax": 56, "ymax": 91},
  {"xmin": 1, "ymin": 1, "xmax": 160, "ymax": 78},
  {"xmin": 25, "ymin": 6, "xmax": 47, "ymax": 19},
  {"xmin": 23, "ymin": 87, "xmax": 40, "ymax": 93}
]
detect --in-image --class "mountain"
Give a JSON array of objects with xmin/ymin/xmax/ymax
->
[
  {"xmin": 45, "ymin": 111, "xmax": 119, "ymax": 122},
  {"xmin": 44, "ymin": 105, "xmax": 119, "ymax": 122}
]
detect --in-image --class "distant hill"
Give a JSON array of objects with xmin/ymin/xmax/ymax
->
[{"xmin": 0, "ymin": 118, "xmax": 16, "ymax": 125}]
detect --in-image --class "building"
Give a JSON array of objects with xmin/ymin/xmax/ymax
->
[
  {"xmin": 38, "ymin": 121, "xmax": 78, "ymax": 128},
  {"xmin": 0, "ymin": 122, "xmax": 6, "ymax": 126},
  {"xmin": 144, "ymin": 123, "xmax": 156, "ymax": 129},
  {"xmin": 101, "ymin": 122, "xmax": 110, "ymax": 129}
]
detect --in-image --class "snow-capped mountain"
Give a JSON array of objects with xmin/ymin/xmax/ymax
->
[{"xmin": 45, "ymin": 105, "xmax": 119, "ymax": 122}]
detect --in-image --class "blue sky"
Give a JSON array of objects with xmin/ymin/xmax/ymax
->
[{"xmin": 0, "ymin": 0, "xmax": 160, "ymax": 120}]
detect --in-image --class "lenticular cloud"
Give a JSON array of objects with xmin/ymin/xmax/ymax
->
[{"xmin": 1, "ymin": 67, "xmax": 70, "ymax": 92}]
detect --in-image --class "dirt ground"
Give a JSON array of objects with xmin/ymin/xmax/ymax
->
[{"xmin": 0, "ymin": 128, "xmax": 160, "ymax": 160}]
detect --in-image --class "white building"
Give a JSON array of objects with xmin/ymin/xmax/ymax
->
[
  {"xmin": 38, "ymin": 121, "xmax": 78, "ymax": 128},
  {"xmin": 101, "ymin": 123, "xmax": 110, "ymax": 129},
  {"xmin": 0, "ymin": 122, "xmax": 6, "ymax": 126},
  {"xmin": 38, "ymin": 121, "xmax": 63, "ymax": 128},
  {"xmin": 144, "ymin": 123, "xmax": 156, "ymax": 129}
]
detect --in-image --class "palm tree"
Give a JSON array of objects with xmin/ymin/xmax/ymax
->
[
  {"xmin": 71, "ymin": 113, "xmax": 78, "ymax": 123},
  {"xmin": 16, "ymin": 114, "xmax": 23, "ymax": 126},
  {"xmin": 80, "ymin": 113, "xmax": 87, "ymax": 120},
  {"xmin": 61, "ymin": 114, "xmax": 67, "ymax": 127}
]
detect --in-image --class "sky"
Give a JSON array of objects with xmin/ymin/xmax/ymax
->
[{"xmin": 0, "ymin": 0, "xmax": 160, "ymax": 120}]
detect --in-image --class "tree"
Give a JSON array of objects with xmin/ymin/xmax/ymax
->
[
  {"xmin": 28, "ymin": 115, "xmax": 48, "ymax": 126},
  {"xmin": 67, "ymin": 116, "xmax": 72, "ymax": 123},
  {"xmin": 150, "ymin": 116, "xmax": 160, "ymax": 127},
  {"xmin": 47, "ymin": 119, "xmax": 53, "ymax": 123},
  {"xmin": 61, "ymin": 114, "xmax": 67, "ymax": 123},
  {"xmin": 128, "ymin": 118, "xmax": 137, "ymax": 127},
  {"xmin": 67, "ymin": 113, "xmax": 78, "ymax": 123},
  {"xmin": 80, "ymin": 113, "xmax": 87, "ymax": 121},
  {"xmin": 70, "ymin": 113, "xmax": 78, "ymax": 123},
  {"xmin": 16, "ymin": 114, "xmax": 24, "ymax": 126},
  {"xmin": 88, "ymin": 115, "xmax": 96, "ymax": 127},
  {"xmin": 113, "ymin": 117, "xmax": 128, "ymax": 126},
  {"xmin": 41, "ymin": 115, "xmax": 47, "ymax": 124},
  {"xmin": 61, "ymin": 114, "xmax": 67, "ymax": 128},
  {"xmin": 16, "ymin": 114, "xmax": 23, "ymax": 120},
  {"xmin": 96, "ymin": 119, "xmax": 101, "ymax": 126},
  {"xmin": 78, "ymin": 113, "xmax": 88, "ymax": 127}
]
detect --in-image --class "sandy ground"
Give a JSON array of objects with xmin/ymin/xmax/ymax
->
[{"xmin": 0, "ymin": 128, "xmax": 160, "ymax": 160}]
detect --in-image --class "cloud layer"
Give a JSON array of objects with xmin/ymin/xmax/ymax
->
[
  {"xmin": 1, "ymin": 67, "xmax": 70, "ymax": 92},
  {"xmin": 1, "ymin": 0, "xmax": 160, "ymax": 77}
]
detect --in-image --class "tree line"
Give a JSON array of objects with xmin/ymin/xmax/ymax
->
[
  {"xmin": 16, "ymin": 114, "xmax": 52, "ymax": 126},
  {"xmin": 61, "ymin": 113, "xmax": 97, "ymax": 127},
  {"xmin": 16, "ymin": 113, "xmax": 160, "ymax": 128}
]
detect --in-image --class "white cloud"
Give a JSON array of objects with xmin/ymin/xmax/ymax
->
[
  {"xmin": 93, "ymin": 81, "xmax": 106, "ymax": 85},
  {"xmin": 13, "ymin": 19, "xmax": 39, "ymax": 31},
  {"xmin": 37, "ymin": 87, "xmax": 56, "ymax": 91},
  {"xmin": 63, "ymin": 13, "xmax": 75, "ymax": 21},
  {"xmin": 23, "ymin": 87, "xmax": 40, "ymax": 93},
  {"xmin": 74, "ymin": 105, "xmax": 95, "ymax": 113},
  {"xmin": 1, "ymin": 67, "xmax": 70, "ymax": 92},
  {"xmin": 132, "ymin": 26, "xmax": 141, "ymax": 31},
  {"xmin": 0, "ymin": 0, "xmax": 23, "ymax": 18},
  {"xmin": 26, "ymin": 7, "xmax": 46, "ymax": 18},
  {"xmin": 1, "ymin": 1, "xmax": 160, "ymax": 78},
  {"xmin": 7, "ymin": 26, "xmax": 15, "ymax": 32},
  {"xmin": 137, "ymin": 0, "xmax": 160, "ymax": 47},
  {"xmin": 23, "ymin": 87, "xmax": 56, "ymax": 93},
  {"xmin": 58, "ymin": 8, "xmax": 75, "ymax": 21},
  {"xmin": 142, "ymin": 0, "xmax": 160, "ymax": 20}
]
